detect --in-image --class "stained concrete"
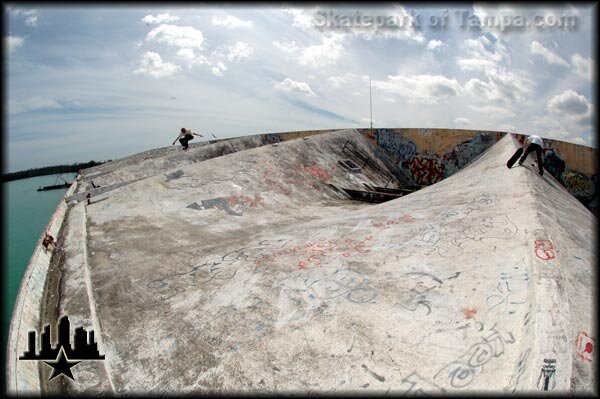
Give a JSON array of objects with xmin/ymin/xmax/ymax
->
[{"xmin": 8, "ymin": 129, "xmax": 596, "ymax": 394}]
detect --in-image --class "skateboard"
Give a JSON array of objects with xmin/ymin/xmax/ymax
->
[{"xmin": 506, "ymin": 148, "xmax": 523, "ymax": 168}]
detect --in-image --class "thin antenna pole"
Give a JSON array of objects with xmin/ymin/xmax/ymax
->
[{"xmin": 369, "ymin": 77, "xmax": 373, "ymax": 130}]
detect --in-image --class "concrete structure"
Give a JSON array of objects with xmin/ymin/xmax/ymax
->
[{"xmin": 7, "ymin": 128, "xmax": 597, "ymax": 395}]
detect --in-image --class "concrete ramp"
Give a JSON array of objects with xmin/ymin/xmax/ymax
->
[{"xmin": 9, "ymin": 130, "xmax": 596, "ymax": 394}]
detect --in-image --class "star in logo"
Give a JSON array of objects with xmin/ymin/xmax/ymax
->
[{"xmin": 43, "ymin": 347, "xmax": 80, "ymax": 381}]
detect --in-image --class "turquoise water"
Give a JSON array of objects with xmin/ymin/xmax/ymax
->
[{"xmin": 2, "ymin": 173, "xmax": 76, "ymax": 388}]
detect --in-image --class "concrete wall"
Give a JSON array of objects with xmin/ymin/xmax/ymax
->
[
  {"xmin": 6, "ymin": 182, "xmax": 78, "ymax": 395},
  {"xmin": 357, "ymin": 128, "xmax": 506, "ymax": 186}
]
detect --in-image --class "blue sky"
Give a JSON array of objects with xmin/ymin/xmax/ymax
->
[{"xmin": 5, "ymin": 4, "xmax": 596, "ymax": 172}]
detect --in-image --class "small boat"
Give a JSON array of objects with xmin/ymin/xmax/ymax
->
[{"xmin": 36, "ymin": 175, "xmax": 72, "ymax": 191}]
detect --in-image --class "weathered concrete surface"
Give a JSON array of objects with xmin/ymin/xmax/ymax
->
[{"xmin": 8, "ymin": 129, "xmax": 596, "ymax": 395}]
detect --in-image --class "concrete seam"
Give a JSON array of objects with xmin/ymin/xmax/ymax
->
[{"xmin": 81, "ymin": 203, "xmax": 117, "ymax": 393}]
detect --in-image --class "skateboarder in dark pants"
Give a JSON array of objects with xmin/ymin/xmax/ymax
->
[
  {"xmin": 172, "ymin": 128, "xmax": 203, "ymax": 150},
  {"xmin": 518, "ymin": 135, "xmax": 545, "ymax": 176},
  {"xmin": 507, "ymin": 135, "xmax": 545, "ymax": 175}
]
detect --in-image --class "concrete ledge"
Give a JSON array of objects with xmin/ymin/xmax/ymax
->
[{"xmin": 6, "ymin": 182, "xmax": 78, "ymax": 395}]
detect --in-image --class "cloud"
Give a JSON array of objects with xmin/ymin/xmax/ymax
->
[
  {"xmin": 211, "ymin": 15, "xmax": 253, "ymax": 29},
  {"xmin": 328, "ymin": 73, "xmax": 359, "ymax": 88},
  {"xmin": 7, "ymin": 36, "xmax": 24, "ymax": 53},
  {"xmin": 456, "ymin": 58, "xmax": 497, "ymax": 73},
  {"xmin": 225, "ymin": 42, "xmax": 254, "ymax": 62},
  {"xmin": 11, "ymin": 96, "xmax": 62, "ymax": 113},
  {"xmin": 468, "ymin": 104, "xmax": 516, "ymax": 119},
  {"xmin": 146, "ymin": 24, "xmax": 204, "ymax": 50},
  {"xmin": 274, "ymin": 78, "xmax": 317, "ymax": 96},
  {"xmin": 571, "ymin": 53, "xmax": 594, "ymax": 81},
  {"xmin": 372, "ymin": 74, "xmax": 462, "ymax": 104},
  {"xmin": 134, "ymin": 51, "xmax": 180, "ymax": 78},
  {"xmin": 11, "ymin": 8, "xmax": 39, "ymax": 27},
  {"xmin": 426, "ymin": 39, "xmax": 443, "ymax": 50},
  {"xmin": 454, "ymin": 117, "xmax": 471, "ymax": 125},
  {"xmin": 530, "ymin": 41, "xmax": 569, "ymax": 67},
  {"xmin": 299, "ymin": 33, "xmax": 345, "ymax": 68},
  {"xmin": 465, "ymin": 68, "xmax": 534, "ymax": 105},
  {"xmin": 282, "ymin": 7, "xmax": 318, "ymax": 30},
  {"xmin": 273, "ymin": 40, "xmax": 299, "ymax": 54},
  {"xmin": 546, "ymin": 89, "xmax": 592, "ymax": 125},
  {"xmin": 142, "ymin": 13, "xmax": 179, "ymax": 25}
]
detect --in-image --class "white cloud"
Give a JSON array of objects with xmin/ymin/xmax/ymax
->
[
  {"xmin": 546, "ymin": 89, "xmax": 592, "ymax": 125},
  {"xmin": 530, "ymin": 41, "xmax": 569, "ymax": 67},
  {"xmin": 468, "ymin": 104, "xmax": 516, "ymax": 119},
  {"xmin": 427, "ymin": 39, "xmax": 443, "ymax": 50},
  {"xmin": 328, "ymin": 73, "xmax": 359, "ymax": 88},
  {"xmin": 299, "ymin": 33, "xmax": 345, "ymax": 68},
  {"xmin": 11, "ymin": 9, "xmax": 39, "ymax": 27},
  {"xmin": 571, "ymin": 53, "xmax": 594, "ymax": 82},
  {"xmin": 225, "ymin": 42, "xmax": 254, "ymax": 62},
  {"xmin": 273, "ymin": 40, "xmax": 299, "ymax": 54},
  {"xmin": 465, "ymin": 68, "xmax": 534, "ymax": 105},
  {"xmin": 211, "ymin": 15, "xmax": 253, "ymax": 29},
  {"xmin": 274, "ymin": 78, "xmax": 317, "ymax": 96},
  {"xmin": 498, "ymin": 123, "xmax": 516, "ymax": 132},
  {"xmin": 456, "ymin": 58, "xmax": 497, "ymax": 73},
  {"xmin": 283, "ymin": 8, "xmax": 317, "ymax": 30},
  {"xmin": 146, "ymin": 24, "xmax": 204, "ymax": 50},
  {"xmin": 372, "ymin": 74, "xmax": 462, "ymax": 104},
  {"xmin": 7, "ymin": 36, "xmax": 24, "ymax": 53},
  {"xmin": 134, "ymin": 51, "xmax": 180, "ymax": 78},
  {"xmin": 142, "ymin": 13, "xmax": 180, "ymax": 25}
]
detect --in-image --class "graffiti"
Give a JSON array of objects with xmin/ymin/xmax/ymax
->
[
  {"xmin": 434, "ymin": 324, "xmax": 515, "ymax": 388},
  {"xmin": 461, "ymin": 307, "xmax": 477, "ymax": 319},
  {"xmin": 453, "ymin": 214, "xmax": 518, "ymax": 245},
  {"xmin": 485, "ymin": 272, "xmax": 529, "ymax": 318},
  {"xmin": 165, "ymin": 169, "xmax": 184, "ymax": 181},
  {"xmin": 417, "ymin": 128, "xmax": 433, "ymax": 137},
  {"xmin": 278, "ymin": 266, "xmax": 377, "ymax": 307},
  {"xmin": 403, "ymin": 156, "xmax": 445, "ymax": 185},
  {"xmin": 226, "ymin": 194, "xmax": 264, "ymax": 208},
  {"xmin": 257, "ymin": 234, "xmax": 375, "ymax": 269},
  {"xmin": 399, "ymin": 372, "xmax": 446, "ymax": 394},
  {"xmin": 361, "ymin": 364, "xmax": 386, "ymax": 382},
  {"xmin": 543, "ymin": 150, "xmax": 566, "ymax": 181},
  {"xmin": 563, "ymin": 171, "xmax": 594, "ymax": 197},
  {"xmin": 304, "ymin": 165, "xmax": 330, "ymax": 181},
  {"xmin": 396, "ymin": 271, "xmax": 460, "ymax": 316},
  {"xmin": 390, "ymin": 223, "xmax": 463, "ymax": 259},
  {"xmin": 537, "ymin": 359, "xmax": 556, "ymax": 391},
  {"xmin": 444, "ymin": 193, "xmax": 498, "ymax": 221},
  {"xmin": 507, "ymin": 349, "xmax": 532, "ymax": 392},
  {"xmin": 147, "ymin": 239, "xmax": 289, "ymax": 300},
  {"xmin": 534, "ymin": 240, "xmax": 555, "ymax": 260},
  {"xmin": 187, "ymin": 194, "xmax": 264, "ymax": 216},
  {"xmin": 575, "ymin": 331, "xmax": 595, "ymax": 363},
  {"xmin": 376, "ymin": 129, "xmax": 417, "ymax": 161},
  {"xmin": 372, "ymin": 214, "xmax": 416, "ymax": 229},
  {"xmin": 263, "ymin": 167, "xmax": 328, "ymax": 196},
  {"xmin": 263, "ymin": 133, "xmax": 283, "ymax": 144}
]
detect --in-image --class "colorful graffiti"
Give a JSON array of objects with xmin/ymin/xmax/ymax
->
[
  {"xmin": 376, "ymin": 129, "xmax": 417, "ymax": 161},
  {"xmin": 543, "ymin": 146, "xmax": 597, "ymax": 209},
  {"xmin": 373, "ymin": 130, "xmax": 500, "ymax": 186}
]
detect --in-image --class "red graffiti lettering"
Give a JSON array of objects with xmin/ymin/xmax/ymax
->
[
  {"xmin": 534, "ymin": 240, "xmax": 555, "ymax": 260},
  {"xmin": 575, "ymin": 331, "xmax": 595, "ymax": 363},
  {"xmin": 305, "ymin": 165, "xmax": 330, "ymax": 181}
]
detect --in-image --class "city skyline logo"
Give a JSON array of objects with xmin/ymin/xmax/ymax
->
[{"xmin": 19, "ymin": 315, "xmax": 105, "ymax": 381}]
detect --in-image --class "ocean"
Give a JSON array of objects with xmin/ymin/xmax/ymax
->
[{"xmin": 2, "ymin": 173, "xmax": 76, "ymax": 381}]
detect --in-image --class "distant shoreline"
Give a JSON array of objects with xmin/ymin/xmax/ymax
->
[{"xmin": 2, "ymin": 160, "xmax": 110, "ymax": 182}]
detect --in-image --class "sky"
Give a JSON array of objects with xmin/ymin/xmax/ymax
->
[{"xmin": 4, "ymin": 3, "xmax": 597, "ymax": 172}]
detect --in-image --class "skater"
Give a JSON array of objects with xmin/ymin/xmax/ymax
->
[
  {"xmin": 518, "ymin": 134, "xmax": 545, "ymax": 176},
  {"xmin": 42, "ymin": 233, "xmax": 55, "ymax": 251},
  {"xmin": 172, "ymin": 128, "xmax": 203, "ymax": 150},
  {"xmin": 507, "ymin": 135, "xmax": 545, "ymax": 175}
]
